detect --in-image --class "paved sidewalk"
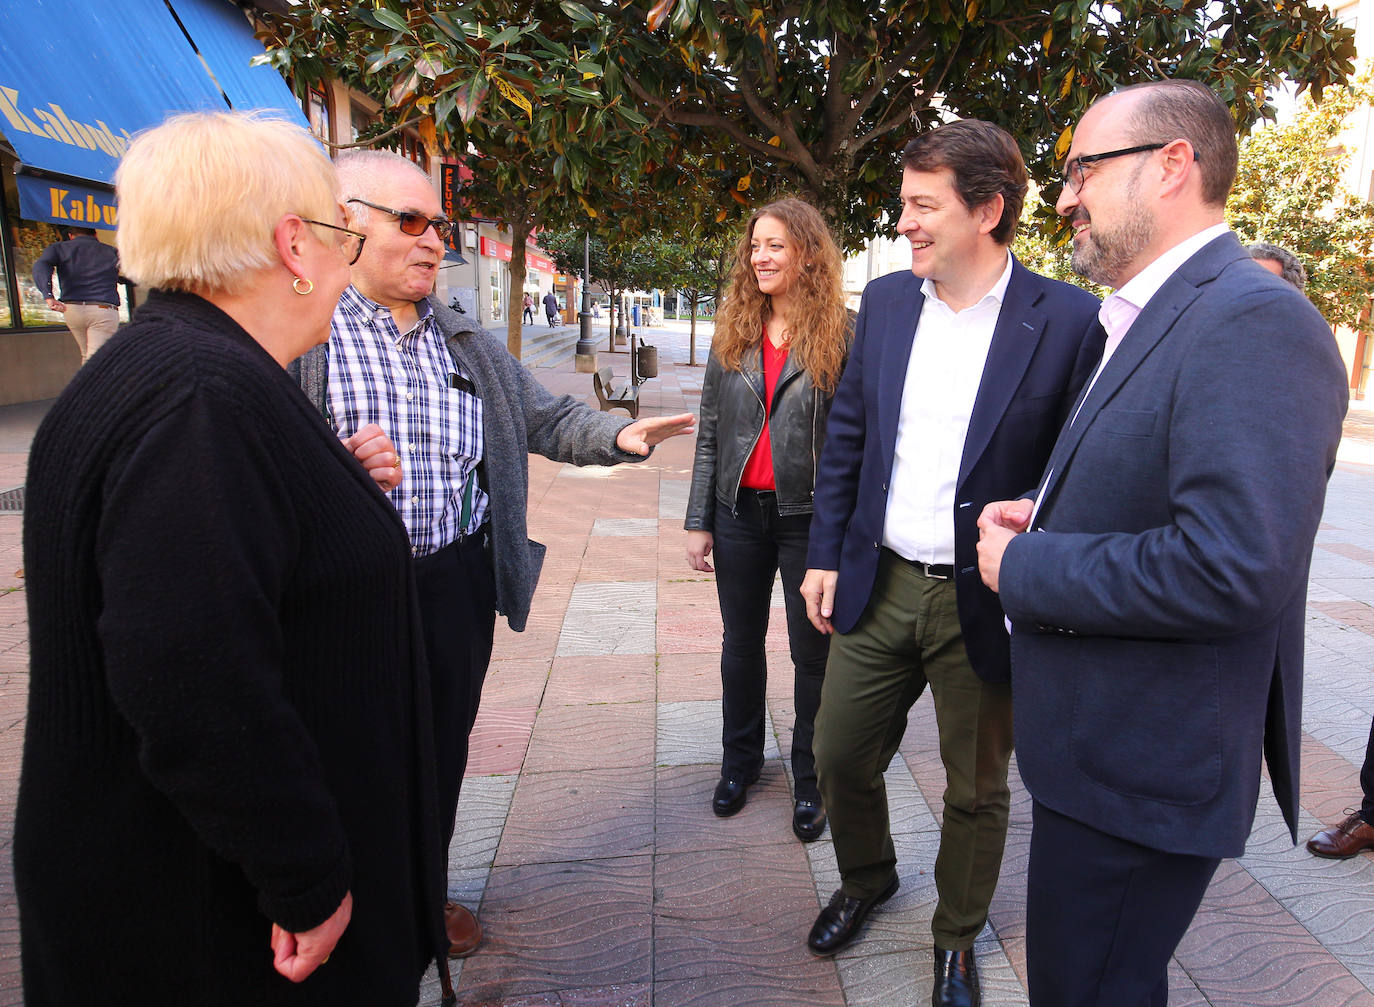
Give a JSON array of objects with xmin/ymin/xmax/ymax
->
[{"xmin": 0, "ymin": 320, "xmax": 1373, "ymax": 1004}]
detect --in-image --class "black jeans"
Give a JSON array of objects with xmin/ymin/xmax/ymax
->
[
  {"xmin": 712, "ymin": 489, "xmax": 828, "ymax": 801},
  {"xmin": 1362, "ymin": 715, "xmax": 1374, "ymax": 825},
  {"xmin": 414, "ymin": 532, "xmax": 497, "ymax": 852}
]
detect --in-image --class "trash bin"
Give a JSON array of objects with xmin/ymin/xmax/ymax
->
[
  {"xmin": 637, "ymin": 343, "xmax": 658, "ymax": 379},
  {"xmin": 631, "ymin": 304, "xmax": 641, "ymax": 327}
]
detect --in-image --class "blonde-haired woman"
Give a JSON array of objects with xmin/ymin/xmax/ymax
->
[
  {"xmin": 16, "ymin": 111, "xmax": 447, "ymax": 1004},
  {"xmin": 686, "ymin": 197, "xmax": 851, "ymax": 840}
]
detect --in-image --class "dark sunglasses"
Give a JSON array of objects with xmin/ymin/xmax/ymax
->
[{"xmin": 346, "ymin": 198, "xmax": 454, "ymax": 242}]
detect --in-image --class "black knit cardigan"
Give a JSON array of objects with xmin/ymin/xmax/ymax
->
[{"xmin": 16, "ymin": 291, "xmax": 447, "ymax": 1005}]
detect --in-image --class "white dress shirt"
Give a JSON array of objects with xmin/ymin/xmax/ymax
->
[{"xmin": 883, "ymin": 253, "xmax": 1014, "ymax": 564}]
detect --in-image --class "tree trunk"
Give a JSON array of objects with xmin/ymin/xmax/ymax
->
[
  {"xmin": 506, "ymin": 217, "xmax": 533, "ymax": 359},
  {"xmin": 688, "ymin": 287, "xmax": 699, "ymax": 366}
]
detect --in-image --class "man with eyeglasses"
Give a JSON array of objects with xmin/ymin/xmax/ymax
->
[
  {"xmin": 293, "ymin": 149, "xmax": 693, "ymax": 961},
  {"xmin": 976, "ymin": 80, "xmax": 1347, "ymax": 1005}
]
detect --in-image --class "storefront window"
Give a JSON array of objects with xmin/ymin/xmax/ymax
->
[
  {"xmin": 3, "ymin": 167, "xmax": 65, "ymax": 327},
  {"xmin": 306, "ymin": 85, "xmax": 331, "ymax": 144},
  {"xmin": 0, "ymin": 222, "xmax": 11, "ymax": 329},
  {"xmin": 350, "ymin": 103, "xmax": 374, "ymax": 143}
]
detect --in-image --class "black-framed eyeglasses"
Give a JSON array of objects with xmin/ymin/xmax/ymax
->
[
  {"xmin": 347, "ymin": 198, "xmax": 455, "ymax": 242},
  {"xmin": 1063, "ymin": 142, "xmax": 1198, "ymax": 194},
  {"xmin": 301, "ymin": 218, "xmax": 367, "ymax": 265}
]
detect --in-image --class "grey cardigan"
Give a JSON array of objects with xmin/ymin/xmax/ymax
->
[{"xmin": 294, "ymin": 295, "xmax": 639, "ymax": 631}]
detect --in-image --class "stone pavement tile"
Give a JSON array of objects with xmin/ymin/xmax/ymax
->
[
  {"xmin": 1176, "ymin": 858, "xmax": 1374, "ymax": 1006},
  {"xmin": 1321, "ymin": 543, "xmax": 1374, "ymax": 566},
  {"xmin": 543, "ymin": 653, "xmax": 655, "ymax": 707},
  {"xmin": 660, "ymin": 477, "xmax": 690, "ymax": 521},
  {"xmin": 591, "ymin": 518, "xmax": 659, "ymax": 537},
  {"xmin": 450, "ymin": 854, "xmax": 652, "ymax": 1002},
  {"xmin": 1312, "ymin": 600, "xmax": 1374, "ymax": 635},
  {"xmin": 480, "ymin": 657, "xmax": 551, "ymax": 710},
  {"xmin": 467, "ymin": 706, "xmax": 537, "ymax": 777},
  {"xmin": 577, "ymin": 536, "xmax": 659, "ymax": 583},
  {"xmin": 653, "ymin": 973, "xmax": 844, "ymax": 1007},
  {"xmin": 556, "ymin": 581, "xmax": 656, "ymax": 657},
  {"xmin": 1315, "ymin": 577, "xmax": 1374, "ymax": 607},
  {"xmin": 655, "ymin": 764, "xmax": 797, "ymax": 855},
  {"xmin": 653, "ymin": 845, "xmax": 843, "ymax": 989},
  {"xmin": 1301, "ymin": 729, "xmax": 1370, "ymax": 827},
  {"xmin": 656, "ymin": 652, "xmax": 720, "ymax": 703},
  {"xmin": 658, "ymin": 699, "xmax": 779, "ymax": 767},
  {"xmin": 448, "ymin": 774, "xmax": 518, "ymax": 905},
  {"xmin": 657, "ymin": 604, "xmax": 725, "ymax": 654},
  {"xmin": 426, "ymin": 983, "xmax": 652, "ymax": 1007},
  {"xmin": 1238, "ymin": 790, "xmax": 1374, "ymax": 992},
  {"xmin": 657, "ymin": 575, "xmax": 716, "ymax": 608},
  {"xmin": 496, "ymin": 766, "xmax": 655, "ymax": 866},
  {"xmin": 523, "ymin": 702, "xmax": 655, "ymax": 773}
]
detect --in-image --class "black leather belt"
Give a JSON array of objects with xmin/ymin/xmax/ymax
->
[
  {"xmin": 884, "ymin": 548, "xmax": 953, "ymax": 580},
  {"xmin": 68, "ymin": 301, "xmax": 116, "ymax": 309}
]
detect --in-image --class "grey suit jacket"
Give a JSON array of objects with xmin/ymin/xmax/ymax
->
[
  {"xmin": 999, "ymin": 232, "xmax": 1348, "ymax": 858},
  {"xmin": 294, "ymin": 296, "xmax": 638, "ymax": 632}
]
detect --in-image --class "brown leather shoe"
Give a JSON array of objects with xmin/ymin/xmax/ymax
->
[
  {"xmin": 445, "ymin": 901, "xmax": 482, "ymax": 958},
  {"xmin": 1307, "ymin": 811, "xmax": 1374, "ymax": 859}
]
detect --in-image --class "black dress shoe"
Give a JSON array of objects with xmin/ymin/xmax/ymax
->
[
  {"xmin": 792, "ymin": 800, "xmax": 827, "ymax": 842},
  {"xmin": 712, "ymin": 776, "xmax": 755, "ymax": 817},
  {"xmin": 806, "ymin": 875, "xmax": 899, "ymax": 954},
  {"xmin": 932, "ymin": 946, "xmax": 980, "ymax": 1007}
]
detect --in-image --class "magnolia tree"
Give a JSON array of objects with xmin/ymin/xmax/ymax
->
[{"xmin": 1228, "ymin": 77, "xmax": 1374, "ymax": 329}]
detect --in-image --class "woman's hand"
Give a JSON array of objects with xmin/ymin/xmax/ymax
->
[
  {"xmin": 270, "ymin": 890, "xmax": 352, "ymax": 983},
  {"xmin": 686, "ymin": 530, "xmax": 715, "ymax": 572}
]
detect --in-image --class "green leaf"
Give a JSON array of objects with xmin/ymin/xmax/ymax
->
[
  {"xmin": 559, "ymin": 1, "xmax": 598, "ymax": 25},
  {"xmin": 370, "ymin": 7, "xmax": 410, "ymax": 33}
]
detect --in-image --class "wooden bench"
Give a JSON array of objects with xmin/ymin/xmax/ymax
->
[{"xmin": 593, "ymin": 367, "xmax": 640, "ymax": 419}]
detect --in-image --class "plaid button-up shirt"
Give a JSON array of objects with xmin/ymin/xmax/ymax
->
[{"xmin": 327, "ymin": 285, "xmax": 486, "ymax": 557}]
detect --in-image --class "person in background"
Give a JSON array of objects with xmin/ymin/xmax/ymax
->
[
  {"xmin": 523, "ymin": 290, "xmax": 536, "ymax": 324},
  {"xmin": 1247, "ymin": 241, "xmax": 1308, "ymax": 291},
  {"xmin": 543, "ymin": 289, "xmax": 560, "ymax": 326},
  {"xmin": 293, "ymin": 148, "xmax": 693, "ymax": 961},
  {"xmin": 685, "ymin": 197, "xmax": 851, "ymax": 842},
  {"xmin": 16, "ymin": 111, "xmax": 449, "ymax": 1005},
  {"xmin": 1307, "ymin": 720, "xmax": 1374, "ymax": 859},
  {"xmin": 31, "ymin": 225, "xmax": 123, "ymax": 363}
]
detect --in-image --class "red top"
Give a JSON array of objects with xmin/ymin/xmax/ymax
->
[{"xmin": 740, "ymin": 337, "xmax": 789, "ymax": 491}]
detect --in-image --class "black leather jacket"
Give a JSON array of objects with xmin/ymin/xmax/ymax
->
[{"xmin": 685, "ymin": 346, "xmax": 840, "ymax": 530}]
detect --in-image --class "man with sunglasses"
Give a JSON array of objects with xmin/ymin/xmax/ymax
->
[
  {"xmin": 294, "ymin": 149, "xmax": 693, "ymax": 960},
  {"xmin": 976, "ymin": 80, "xmax": 1347, "ymax": 1004}
]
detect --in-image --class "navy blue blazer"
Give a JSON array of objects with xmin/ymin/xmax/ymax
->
[
  {"xmin": 1000, "ymin": 232, "xmax": 1348, "ymax": 859},
  {"xmin": 807, "ymin": 257, "xmax": 1104, "ymax": 682}
]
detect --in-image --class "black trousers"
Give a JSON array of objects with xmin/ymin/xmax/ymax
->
[
  {"xmin": 1362, "ymin": 716, "xmax": 1374, "ymax": 825},
  {"xmin": 414, "ymin": 532, "xmax": 497, "ymax": 852},
  {"xmin": 712, "ymin": 489, "xmax": 828, "ymax": 800},
  {"xmin": 1026, "ymin": 800, "xmax": 1221, "ymax": 1007}
]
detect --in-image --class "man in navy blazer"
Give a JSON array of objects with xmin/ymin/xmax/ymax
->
[
  {"xmin": 799, "ymin": 120, "xmax": 1102, "ymax": 1006},
  {"xmin": 978, "ymin": 80, "xmax": 1347, "ymax": 1005}
]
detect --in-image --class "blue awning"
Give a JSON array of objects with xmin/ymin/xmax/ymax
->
[
  {"xmin": 168, "ymin": 0, "xmax": 307, "ymax": 123},
  {"xmin": 0, "ymin": 0, "xmax": 308, "ymax": 229}
]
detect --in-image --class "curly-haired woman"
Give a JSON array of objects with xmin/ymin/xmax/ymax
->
[{"xmin": 685, "ymin": 197, "xmax": 851, "ymax": 841}]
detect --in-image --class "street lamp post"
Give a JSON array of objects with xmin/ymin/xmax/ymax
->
[{"xmin": 574, "ymin": 231, "xmax": 597, "ymax": 372}]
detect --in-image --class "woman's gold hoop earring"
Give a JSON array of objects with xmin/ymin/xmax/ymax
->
[{"xmin": 293, "ymin": 277, "xmax": 314, "ymax": 296}]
